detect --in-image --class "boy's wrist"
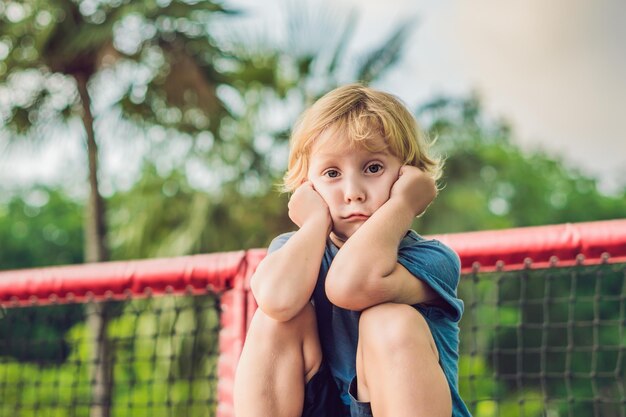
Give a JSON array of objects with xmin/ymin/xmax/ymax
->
[
  {"xmin": 302, "ymin": 211, "xmax": 332, "ymax": 234},
  {"xmin": 389, "ymin": 194, "xmax": 425, "ymax": 220}
]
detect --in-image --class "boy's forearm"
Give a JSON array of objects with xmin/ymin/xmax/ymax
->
[
  {"xmin": 251, "ymin": 216, "xmax": 329, "ymax": 322},
  {"xmin": 326, "ymin": 198, "xmax": 414, "ymax": 303},
  {"xmin": 352, "ymin": 198, "xmax": 415, "ymax": 272}
]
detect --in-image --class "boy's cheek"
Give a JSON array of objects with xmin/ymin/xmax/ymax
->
[
  {"xmin": 314, "ymin": 187, "xmax": 338, "ymax": 214},
  {"xmin": 309, "ymin": 180, "xmax": 328, "ymax": 199},
  {"xmin": 317, "ymin": 190, "xmax": 333, "ymax": 208},
  {"xmin": 384, "ymin": 178, "xmax": 397, "ymax": 201}
]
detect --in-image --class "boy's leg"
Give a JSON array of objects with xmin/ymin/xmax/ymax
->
[
  {"xmin": 234, "ymin": 302, "xmax": 322, "ymax": 417},
  {"xmin": 354, "ymin": 303, "xmax": 452, "ymax": 417}
]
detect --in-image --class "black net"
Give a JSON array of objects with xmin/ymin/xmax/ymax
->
[
  {"xmin": 0, "ymin": 294, "xmax": 221, "ymax": 417},
  {"xmin": 0, "ymin": 262, "xmax": 624, "ymax": 416},
  {"xmin": 459, "ymin": 261, "xmax": 626, "ymax": 417}
]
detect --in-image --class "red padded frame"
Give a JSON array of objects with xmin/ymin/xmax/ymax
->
[
  {"xmin": 0, "ymin": 219, "xmax": 625, "ymax": 416},
  {"xmin": 2, "ymin": 219, "xmax": 624, "ymax": 306},
  {"xmin": 431, "ymin": 218, "xmax": 626, "ymax": 272}
]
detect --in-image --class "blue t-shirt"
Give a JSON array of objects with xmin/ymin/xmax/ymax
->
[{"xmin": 268, "ymin": 230, "xmax": 471, "ymax": 417}]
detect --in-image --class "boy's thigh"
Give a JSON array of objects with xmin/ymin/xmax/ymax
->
[{"xmin": 354, "ymin": 303, "xmax": 451, "ymax": 415}]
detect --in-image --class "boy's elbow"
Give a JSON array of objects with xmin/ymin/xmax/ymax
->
[
  {"xmin": 326, "ymin": 288, "xmax": 372, "ymax": 311},
  {"xmin": 325, "ymin": 271, "xmax": 375, "ymax": 311},
  {"xmin": 251, "ymin": 287, "xmax": 297, "ymax": 323},
  {"xmin": 326, "ymin": 257, "xmax": 393, "ymax": 309},
  {"xmin": 256, "ymin": 303, "xmax": 300, "ymax": 322},
  {"xmin": 250, "ymin": 276, "xmax": 302, "ymax": 322},
  {"xmin": 327, "ymin": 292, "xmax": 364, "ymax": 311},
  {"xmin": 252, "ymin": 289, "xmax": 300, "ymax": 322}
]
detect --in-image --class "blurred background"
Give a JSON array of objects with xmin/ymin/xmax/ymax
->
[
  {"xmin": 0, "ymin": 0, "xmax": 624, "ymax": 267},
  {"xmin": 1, "ymin": 2, "xmax": 625, "ymax": 417}
]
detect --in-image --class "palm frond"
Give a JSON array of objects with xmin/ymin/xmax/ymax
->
[
  {"xmin": 356, "ymin": 19, "xmax": 415, "ymax": 84},
  {"xmin": 327, "ymin": 9, "xmax": 358, "ymax": 76}
]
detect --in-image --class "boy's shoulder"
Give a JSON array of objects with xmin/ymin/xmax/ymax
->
[
  {"xmin": 401, "ymin": 231, "xmax": 459, "ymax": 258},
  {"xmin": 268, "ymin": 230, "xmax": 458, "ymax": 257},
  {"xmin": 400, "ymin": 230, "xmax": 460, "ymax": 271},
  {"xmin": 399, "ymin": 230, "xmax": 464, "ymax": 321},
  {"xmin": 267, "ymin": 231, "xmax": 296, "ymax": 254}
]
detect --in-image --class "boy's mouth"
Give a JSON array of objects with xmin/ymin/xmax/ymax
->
[{"xmin": 343, "ymin": 213, "xmax": 370, "ymax": 221}]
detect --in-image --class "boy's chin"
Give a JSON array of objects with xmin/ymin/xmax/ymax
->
[
  {"xmin": 329, "ymin": 231, "xmax": 349, "ymax": 247},
  {"xmin": 330, "ymin": 227, "xmax": 359, "ymax": 247}
]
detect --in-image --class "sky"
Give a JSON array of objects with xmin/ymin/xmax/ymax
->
[
  {"xmin": 278, "ymin": 0, "xmax": 624, "ymax": 194},
  {"xmin": 1, "ymin": 0, "xmax": 625, "ymax": 195},
  {"xmin": 339, "ymin": 0, "xmax": 626, "ymax": 193}
]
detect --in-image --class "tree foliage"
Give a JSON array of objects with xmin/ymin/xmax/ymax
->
[
  {"xmin": 107, "ymin": 164, "xmax": 291, "ymax": 258},
  {"xmin": 0, "ymin": 186, "xmax": 83, "ymax": 270},
  {"xmin": 0, "ymin": 0, "xmax": 240, "ymax": 264},
  {"xmin": 413, "ymin": 96, "xmax": 625, "ymax": 234},
  {"xmin": 106, "ymin": 4, "xmax": 416, "ymax": 258},
  {"xmin": 0, "ymin": 3, "xmax": 244, "ymax": 414},
  {"xmin": 0, "ymin": 0, "xmax": 233, "ymax": 134},
  {"xmin": 0, "ymin": 4, "xmax": 624, "ymax": 416},
  {"xmin": 0, "ymin": 187, "xmax": 84, "ymax": 364}
]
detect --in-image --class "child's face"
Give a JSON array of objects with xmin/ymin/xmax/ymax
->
[{"xmin": 307, "ymin": 131, "xmax": 402, "ymax": 246}]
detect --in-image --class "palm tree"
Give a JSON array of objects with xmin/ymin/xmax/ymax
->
[
  {"xmin": 109, "ymin": 2, "xmax": 416, "ymax": 257},
  {"xmin": 0, "ymin": 1, "xmax": 237, "ymax": 416},
  {"xmin": 1, "ymin": 0, "xmax": 235, "ymax": 261}
]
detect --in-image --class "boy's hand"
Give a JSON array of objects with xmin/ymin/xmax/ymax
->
[
  {"xmin": 390, "ymin": 166, "xmax": 437, "ymax": 217},
  {"xmin": 288, "ymin": 181, "xmax": 332, "ymax": 231}
]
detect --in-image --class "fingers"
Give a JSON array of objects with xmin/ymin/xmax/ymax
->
[
  {"xmin": 397, "ymin": 165, "xmax": 428, "ymax": 181},
  {"xmin": 288, "ymin": 180, "xmax": 330, "ymax": 229},
  {"xmin": 395, "ymin": 165, "xmax": 413, "ymax": 183},
  {"xmin": 298, "ymin": 180, "xmax": 317, "ymax": 193}
]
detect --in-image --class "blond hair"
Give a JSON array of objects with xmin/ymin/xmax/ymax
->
[{"xmin": 282, "ymin": 83, "xmax": 441, "ymax": 192}]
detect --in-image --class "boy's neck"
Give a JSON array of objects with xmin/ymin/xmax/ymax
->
[{"xmin": 329, "ymin": 233, "xmax": 346, "ymax": 248}]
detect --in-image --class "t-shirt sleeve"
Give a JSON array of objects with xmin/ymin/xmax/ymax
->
[
  {"xmin": 267, "ymin": 232, "xmax": 295, "ymax": 254},
  {"xmin": 397, "ymin": 235, "xmax": 464, "ymax": 322}
]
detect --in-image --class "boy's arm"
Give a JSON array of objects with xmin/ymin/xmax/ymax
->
[
  {"xmin": 325, "ymin": 166, "xmax": 438, "ymax": 311},
  {"xmin": 251, "ymin": 182, "xmax": 331, "ymax": 322}
]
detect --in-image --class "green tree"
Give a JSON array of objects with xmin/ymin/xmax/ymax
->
[
  {"xmin": 0, "ymin": 186, "xmax": 84, "ymax": 368},
  {"xmin": 0, "ymin": 2, "xmax": 239, "ymax": 415},
  {"xmin": 413, "ymin": 96, "xmax": 625, "ymax": 234},
  {"xmin": 0, "ymin": 186, "xmax": 83, "ymax": 270},
  {"xmin": 107, "ymin": 164, "xmax": 291, "ymax": 258},
  {"xmin": 0, "ymin": 0, "xmax": 236, "ymax": 261},
  {"xmin": 109, "ymin": 4, "xmax": 415, "ymax": 258}
]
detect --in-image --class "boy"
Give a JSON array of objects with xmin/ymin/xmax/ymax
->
[{"xmin": 234, "ymin": 84, "xmax": 471, "ymax": 417}]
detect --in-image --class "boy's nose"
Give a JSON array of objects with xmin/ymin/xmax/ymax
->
[{"xmin": 344, "ymin": 178, "xmax": 366, "ymax": 203}]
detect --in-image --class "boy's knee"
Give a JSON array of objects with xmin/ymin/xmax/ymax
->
[
  {"xmin": 245, "ymin": 303, "xmax": 322, "ymax": 381},
  {"xmin": 359, "ymin": 303, "xmax": 438, "ymax": 360},
  {"xmin": 247, "ymin": 303, "xmax": 318, "ymax": 345}
]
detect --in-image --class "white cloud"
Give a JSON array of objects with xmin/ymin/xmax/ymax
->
[
  {"xmin": 442, "ymin": 0, "xmax": 626, "ymax": 190},
  {"xmin": 2, "ymin": 0, "xmax": 625, "ymax": 194},
  {"xmin": 337, "ymin": 0, "xmax": 626, "ymax": 191}
]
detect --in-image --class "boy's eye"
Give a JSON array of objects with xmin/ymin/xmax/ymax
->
[
  {"xmin": 366, "ymin": 163, "xmax": 383, "ymax": 174},
  {"xmin": 324, "ymin": 170, "xmax": 339, "ymax": 178}
]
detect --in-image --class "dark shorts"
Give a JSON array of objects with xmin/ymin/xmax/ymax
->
[{"xmin": 302, "ymin": 362, "xmax": 373, "ymax": 417}]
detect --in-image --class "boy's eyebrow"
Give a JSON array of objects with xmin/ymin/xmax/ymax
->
[{"xmin": 313, "ymin": 150, "xmax": 391, "ymax": 160}]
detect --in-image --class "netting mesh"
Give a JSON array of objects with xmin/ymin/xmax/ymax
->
[
  {"xmin": 0, "ymin": 262, "xmax": 624, "ymax": 416},
  {"xmin": 459, "ymin": 261, "xmax": 626, "ymax": 417},
  {"xmin": 0, "ymin": 294, "xmax": 221, "ymax": 417}
]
